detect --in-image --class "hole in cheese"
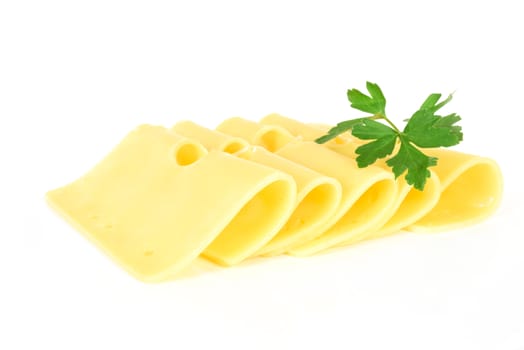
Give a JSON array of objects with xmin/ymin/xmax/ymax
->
[
  {"xmin": 174, "ymin": 143, "xmax": 205, "ymax": 166},
  {"xmin": 222, "ymin": 140, "xmax": 247, "ymax": 154},
  {"xmin": 257, "ymin": 129, "xmax": 292, "ymax": 152},
  {"xmin": 333, "ymin": 136, "xmax": 349, "ymax": 145}
]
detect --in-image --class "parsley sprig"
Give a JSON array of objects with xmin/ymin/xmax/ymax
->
[{"xmin": 315, "ymin": 82, "xmax": 463, "ymax": 191}]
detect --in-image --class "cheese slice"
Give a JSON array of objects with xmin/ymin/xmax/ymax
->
[
  {"xmin": 260, "ymin": 114, "xmax": 442, "ymax": 244},
  {"xmin": 263, "ymin": 115, "xmax": 502, "ymax": 236},
  {"xmin": 46, "ymin": 116, "xmax": 503, "ymax": 281},
  {"xmin": 218, "ymin": 117, "xmax": 398, "ymax": 256},
  {"xmin": 47, "ymin": 125, "xmax": 296, "ymax": 282},
  {"xmin": 325, "ymin": 141, "xmax": 441, "ymax": 243},
  {"xmin": 276, "ymin": 142, "xmax": 397, "ymax": 255},
  {"xmin": 408, "ymin": 148, "xmax": 503, "ymax": 231},
  {"xmin": 301, "ymin": 121, "xmax": 503, "ymax": 232},
  {"xmin": 173, "ymin": 121, "xmax": 343, "ymax": 256}
]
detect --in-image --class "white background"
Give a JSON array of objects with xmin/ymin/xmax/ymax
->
[{"xmin": 1, "ymin": 1, "xmax": 523, "ymax": 349}]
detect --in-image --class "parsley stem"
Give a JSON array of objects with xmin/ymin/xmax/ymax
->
[{"xmin": 374, "ymin": 114, "xmax": 401, "ymax": 134}]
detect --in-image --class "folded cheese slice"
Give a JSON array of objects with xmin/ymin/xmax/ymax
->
[
  {"xmin": 218, "ymin": 117, "xmax": 397, "ymax": 256},
  {"xmin": 47, "ymin": 125, "xmax": 296, "ymax": 282},
  {"xmin": 306, "ymin": 123, "xmax": 503, "ymax": 232},
  {"xmin": 297, "ymin": 119, "xmax": 502, "ymax": 233},
  {"xmin": 262, "ymin": 114, "xmax": 503, "ymax": 236},
  {"xmin": 408, "ymin": 148, "xmax": 503, "ymax": 231},
  {"xmin": 323, "ymin": 138, "xmax": 441, "ymax": 242},
  {"xmin": 173, "ymin": 121, "xmax": 343, "ymax": 256},
  {"xmin": 260, "ymin": 114, "xmax": 442, "ymax": 244},
  {"xmin": 277, "ymin": 142, "xmax": 397, "ymax": 255}
]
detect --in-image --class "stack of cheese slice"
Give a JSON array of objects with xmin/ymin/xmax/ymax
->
[{"xmin": 46, "ymin": 115, "xmax": 503, "ymax": 282}]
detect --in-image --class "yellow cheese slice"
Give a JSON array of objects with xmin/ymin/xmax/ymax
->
[
  {"xmin": 47, "ymin": 125, "xmax": 296, "ymax": 282},
  {"xmin": 369, "ymin": 173, "xmax": 440, "ymax": 238},
  {"xmin": 218, "ymin": 118, "xmax": 397, "ymax": 256},
  {"xmin": 263, "ymin": 115, "xmax": 503, "ymax": 236},
  {"xmin": 173, "ymin": 121, "xmax": 343, "ymax": 256},
  {"xmin": 260, "ymin": 114, "xmax": 442, "ymax": 244},
  {"xmin": 408, "ymin": 148, "xmax": 503, "ymax": 231},
  {"xmin": 276, "ymin": 142, "xmax": 397, "ymax": 255},
  {"xmin": 299, "ymin": 121, "xmax": 503, "ymax": 232},
  {"xmin": 46, "ymin": 116, "xmax": 503, "ymax": 281},
  {"xmin": 326, "ymin": 141, "xmax": 441, "ymax": 243}
]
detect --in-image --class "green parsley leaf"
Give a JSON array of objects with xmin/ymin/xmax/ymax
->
[
  {"xmin": 354, "ymin": 134, "xmax": 397, "ymax": 168},
  {"xmin": 386, "ymin": 136, "xmax": 438, "ymax": 191},
  {"xmin": 404, "ymin": 94, "xmax": 463, "ymax": 148},
  {"xmin": 352, "ymin": 118, "xmax": 396, "ymax": 140},
  {"xmin": 314, "ymin": 82, "xmax": 463, "ymax": 191},
  {"xmin": 351, "ymin": 119, "xmax": 398, "ymax": 167},
  {"xmin": 347, "ymin": 82, "xmax": 386, "ymax": 115},
  {"xmin": 419, "ymin": 93, "xmax": 452, "ymax": 112},
  {"xmin": 315, "ymin": 118, "xmax": 367, "ymax": 144}
]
